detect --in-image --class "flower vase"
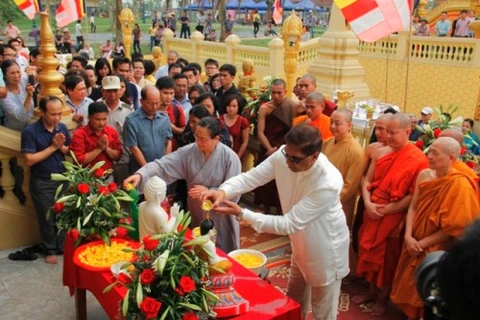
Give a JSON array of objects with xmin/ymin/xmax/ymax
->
[{"xmin": 209, "ymin": 272, "xmax": 249, "ymax": 317}]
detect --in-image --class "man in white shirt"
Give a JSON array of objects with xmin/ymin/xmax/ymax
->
[
  {"xmin": 155, "ymin": 50, "xmax": 179, "ymax": 79},
  {"xmin": 75, "ymin": 20, "xmax": 84, "ymax": 49},
  {"xmin": 202, "ymin": 124, "xmax": 350, "ymax": 320}
]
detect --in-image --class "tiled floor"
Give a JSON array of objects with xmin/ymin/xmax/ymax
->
[{"xmin": 0, "ymin": 251, "xmax": 109, "ymax": 320}]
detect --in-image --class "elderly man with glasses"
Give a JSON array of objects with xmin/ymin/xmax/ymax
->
[{"xmin": 201, "ymin": 124, "xmax": 350, "ymax": 320}]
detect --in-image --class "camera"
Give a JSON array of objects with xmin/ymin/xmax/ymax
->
[
  {"xmin": 415, "ymin": 220, "xmax": 480, "ymax": 320},
  {"xmin": 415, "ymin": 251, "xmax": 449, "ymax": 320}
]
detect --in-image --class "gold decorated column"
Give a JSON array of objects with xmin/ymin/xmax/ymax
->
[
  {"xmin": 282, "ymin": 12, "xmax": 302, "ymax": 98},
  {"xmin": 36, "ymin": 12, "xmax": 70, "ymax": 117},
  {"xmin": 120, "ymin": 8, "xmax": 135, "ymax": 59}
]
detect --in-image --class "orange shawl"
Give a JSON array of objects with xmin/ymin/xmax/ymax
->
[
  {"xmin": 292, "ymin": 114, "xmax": 333, "ymax": 141},
  {"xmin": 390, "ymin": 170, "xmax": 480, "ymax": 319},
  {"xmin": 356, "ymin": 144, "xmax": 428, "ymax": 281}
]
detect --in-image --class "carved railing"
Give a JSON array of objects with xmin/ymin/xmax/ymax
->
[
  {"xmin": 359, "ymin": 36, "xmax": 399, "ymax": 56},
  {"xmin": 0, "ymin": 127, "xmax": 40, "ymax": 249},
  {"xmin": 409, "ymin": 37, "xmax": 477, "ymax": 64}
]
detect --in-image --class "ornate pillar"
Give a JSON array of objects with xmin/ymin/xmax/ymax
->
[
  {"xmin": 282, "ymin": 12, "xmax": 302, "ymax": 98},
  {"xmin": 307, "ymin": 2, "xmax": 370, "ymax": 103},
  {"xmin": 35, "ymin": 12, "xmax": 73, "ymax": 126},
  {"xmin": 120, "ymin": 8, "xmax": 134, "ymax": 59}
]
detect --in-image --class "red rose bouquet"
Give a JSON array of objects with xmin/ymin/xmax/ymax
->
[
  {"xmin": 415, "ymin": 105, "xmax": 479, "ymax": 167},
  {"xmin": 242, "ymin": 76, "xmax": 277, "ymax": 133},
  {"xmin": 104, "ymin": 211, "xmax": 219, "ymax": 320},
  {"xmin": 49, "ymin": 152, "xmax": 134, "ymax": 246}
]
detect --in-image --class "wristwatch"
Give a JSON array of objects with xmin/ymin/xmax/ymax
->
[{"xmin": 236, "ymin": 208, "xmax": 244, "ymax": 221}]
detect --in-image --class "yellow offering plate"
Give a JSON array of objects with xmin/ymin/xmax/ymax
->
[{"xmin": 201, "ymin": 200, "xmax": 213, "ymax": 211}]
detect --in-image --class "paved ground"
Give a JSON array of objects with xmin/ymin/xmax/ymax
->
[
  {"xmin": 0, "ymin": 197, "xmax": 260, "ymax": 320},
  {"xmin": 0, "ymin": 250, "xmax": 107, "ymax": 320}
]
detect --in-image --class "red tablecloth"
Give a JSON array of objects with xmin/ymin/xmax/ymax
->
[{"xmin": 63, "ymin": 237, "xmax": 301, "ymax": 320}]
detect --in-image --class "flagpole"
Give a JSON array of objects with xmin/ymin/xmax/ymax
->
[
  {"xmin": 402, "ymin": 1, "xmax": 415, "ymax": 112},
  {"xmin": 84, "ymin": 0, "xmax": 90, "ymax": 47}
]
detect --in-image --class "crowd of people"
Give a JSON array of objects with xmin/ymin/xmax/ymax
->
[
  {"xmin": 414, "ymin": 9, "xmax": 477, "ymax": 37},
  {"xmin": 2, "ymin": 9, "xmax": 480, "ymax": 320}
]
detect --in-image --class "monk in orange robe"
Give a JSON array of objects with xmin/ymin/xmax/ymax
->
[
  {"xmin": 440, "ymin": 129, "xmax": 480, "ymax": 198},
  {"xmin": 292, "ymin": 92, "xmax": 333, "ymax": 141},
  {"xmin": 390, "ymin": 137, "xmax": 480, "ymax": 320},
  {"xmin": 354, "ymin": 113, "xmax": 429, "ymax": 316}
]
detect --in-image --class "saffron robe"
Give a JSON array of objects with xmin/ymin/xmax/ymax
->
[
  {"xmin": 390, "ymin": 170, "xmax": 480, "ymax": 319},
  {"xmin": 356, "ymin": 143, "xmax": 429, "ymax": 289},
  {"xmin": 254, "ymin": 99, "xmax": 294, "ymax": 208},
  {"xmin": 137, "ymin": 142, "xmax": 242, "ymax": 253},
  {"xmin": 452, "ymin": 160, "xmax": 480, "ymax": 199},
  {"xmin": 322, "ymin": 134, "xmax": 365, "ymax": 228},
  {"xmin": 292, "ymin": 114, "xmax": 333, "ymax": 141}
]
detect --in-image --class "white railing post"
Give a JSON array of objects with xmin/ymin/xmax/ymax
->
[
  {"xmin": 268, "ymin": 38, "xmax": 285, "ymax": 79},
  {"xmin": 395, "ymin": 30, "xmax": 410, "ymax": 60},
  {"xmin": 162, "ymin": 28, "xmax": 175, "ymax": 58},
  {"xmin": 190, "ymin": 31, "xmax": 204, "ymax": 64},
  {"xmin": 225, "ymin": 35, "xmax": 241, "ymax": 65}
]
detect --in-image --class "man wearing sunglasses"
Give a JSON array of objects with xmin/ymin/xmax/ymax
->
[{"xmin": 202, "ymin": 124, "xmax": 350, "ymax": 320}]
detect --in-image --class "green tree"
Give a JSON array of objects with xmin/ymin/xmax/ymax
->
[{"xmin": 0, "ymin": 1, "xmax": 23, "ymax": 26}]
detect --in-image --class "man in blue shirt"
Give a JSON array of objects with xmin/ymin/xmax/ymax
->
[
  {"xmin": 435, "ymin": 11, "xmax": 451, "ymax": 37},
  {"xmin": 21, "ymin": 96, "xmax": 71, "ymax": 264},
  {"xmin": 124, "ymin": 85, "xmax": 172, "ymax": 174}
]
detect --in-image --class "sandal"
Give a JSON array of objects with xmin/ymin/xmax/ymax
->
[{"xmin": 8, "ymin": 249, "xmax": 38, "ymax": 261}]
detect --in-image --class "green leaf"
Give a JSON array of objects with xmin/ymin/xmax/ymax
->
[
  {"xmin": 136, "ymin": 279, "xmax": 143, "ymax": 308},
  {"xmin": 88, "ymin": 161, "xmax": 106, "ymax": 174},
  {"xmin": 100, "ymin": 207, "xmax": 112, "ymax": 218},
  {"xmin": 56, "ymin": 194, "xmax": 76, "ymax": 203},
  {"xmin": 82, "ymin": 211, "xmax": 94, "ymax": 226},
  {"xmin": 102, "ymin": 281, "xmax": 117, "ymax": 294},
  {"xmin": 178, "ymin": 302, "xmax": 202, "ymax": 311},
  {"xmin": 46, "ymin": 209, "xmax": 52, "ymax": 221},
  {"xmin": 209, "ymin": 265, "xmax": 226, "ymax": 274},
  {"xmin": 122, "ymin": 289, "xmax": 130, "ymax": 316},
  {"xmin": 50, "ymin": 173, "xmax": 70, "ymax": 182},
  {"xmin": 181, "ymin": 252, "xmax": 195, "ymax": 267},
  {"xmin": 77, "ymin": 217, "xmax": 81, "ymax": 232},
  {"xmin": 54, "ymin": 184, "xmax": 64, "ymax": 199},
  {"xmin": 202, "ymin": 294, "xmax": 209, "ymax": 311},
  {"xmin": 115, "ymin": 196, "xmax": 135, "ymax": 202},
  {"xmin": 118, "ymin": 223, "xmax": 136, "ymax": 231},
  {"xmin": 112, "ymin": 196, "xmax": 121, "ymax": 212},
  {"xmin": 182, "ymin": 237, "xmax": 208, "ymax": 247},
  {"xmin": 201, "ymin": 288, "xmax": 220, "ymax": 302},
  {"xmin": 159, "ymin": 306, "xmax": 171, "ymax": 320},
  {"xmin": 76, "ymin": 196, "xmax": 82, "ymax": 208},
  {"xmin": 149, "ymin": 234, "xmax": 168, "ymax": 240},
  {"xmin": 100, "ymin": 230, "xmax": 110, "ymax": 246},
  {"xmin": 170, "ymin": 274, "xmax": 176, "ymax": 290},
  {"xmin": 69, "ymin": 150, "xmax": 80, "ymax": 165}
]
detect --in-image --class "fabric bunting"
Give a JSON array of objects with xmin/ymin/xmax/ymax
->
[
  {"xmin": 56, "ymin": 0, "xmax": 86, "ymax": 28},
  {"xmin": 272, "ymin": 0, "xmax": 284, "ymax": 25},
  {"xmin": 334, "ymin": 0, "xmax": 413, "ymax": 42},
  {"xmin": 14, "ymin": 0, "xmax": 40, "ymax": 20}
]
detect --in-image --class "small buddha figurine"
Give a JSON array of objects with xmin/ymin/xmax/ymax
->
[
  {"xmin": 151, "ymin": 46, "xmax": 163, "ymax": 71},
  {"xmin": 139, "ymin": 176, "xmax": 178, "ymax": 239},
  {"xmin": 237, "ymin": 59, "xmax": 257, "ymax": 98}
]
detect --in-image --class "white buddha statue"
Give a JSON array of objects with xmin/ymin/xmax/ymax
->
[{"xmin": 139, "ymin": 176, "xmax": 179, "ymax": 239}]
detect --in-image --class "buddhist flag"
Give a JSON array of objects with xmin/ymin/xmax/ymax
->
[
  {"xmin": 272, "ymin": 0, "xmax": 283, "ymax": 25},
  {"xmin": 55, "ymin": 0, "xmax": 86, "ymax": 28},
  {"xmin": 334, "ymin": 0, "xmax": 413, "ymax": 42},
  {"xmin": 14, "ymin": 0, "xmax": 40, "ymax": 20}
]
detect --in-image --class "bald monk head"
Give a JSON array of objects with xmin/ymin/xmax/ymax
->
[
  {"xmin": 428, "ymin": 137, "xmax": 460, "ymax": 172},
  {"xmin": 387, "ymin": 113, "xmax": 411, "ymax": 150},
  {"xmin": 375, "ymin": 114, "xmax": 393, "ymax": 144},
  {"xmin": 330, "ymin": 108, "xmax": 352, "ymax": 141},
  {"xmin": 305, "ymin": 92, "xmax": 325, "ymax": 121},
  {"xmin": 439, "ymin": 128, "xmax": 464, "ymax": 145}
]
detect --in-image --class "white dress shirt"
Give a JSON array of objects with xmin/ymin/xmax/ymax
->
[{"xmin": 220, "ymin": 146, "xmax": 350, "ymax": 287}]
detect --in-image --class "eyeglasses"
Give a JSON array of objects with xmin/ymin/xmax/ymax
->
[
  {"xmin": 281, "ymin": 148, "xmax": 312, "ymax": 164},
  {"xmin": 194, "ymin": 134, "xmax": 212, "ymax": 142}
]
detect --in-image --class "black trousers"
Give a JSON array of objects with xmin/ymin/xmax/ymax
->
[
  {"xmin": 30, "ymin": 176, "xmax": 65, "ymax": 255},
  {"xmin": 254, "ymin": 22, "xmax": 260, "ymax": 36},
  {"xmin": 133, "ymin": 40, "xmax": 141, "ymax": 52},
  {"xmin": 180, "ymin": 25, "xmax": 191, "ymax": 38}
]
